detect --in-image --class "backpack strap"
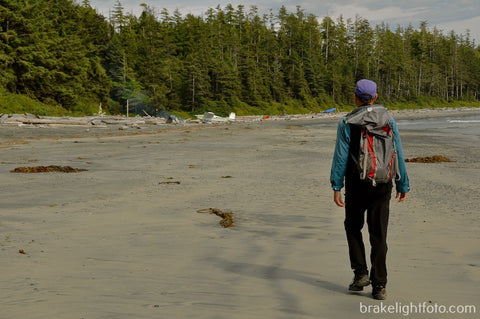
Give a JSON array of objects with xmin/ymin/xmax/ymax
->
[
  {"xmin": 348, "ymin": 127, "xmax": 371, "ymax": 183},
  {"xmin": 359, "ymin": 129, "xmax": 369, "ymax": 182}
]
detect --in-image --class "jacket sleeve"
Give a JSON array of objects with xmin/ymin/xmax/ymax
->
[
  {"xmin": 390, "ymin": 117, "xmax": 410, "ymax": 193},
  {"xmin": 330, "ymin": 118, "xmax": 350, "ymax": 191}
]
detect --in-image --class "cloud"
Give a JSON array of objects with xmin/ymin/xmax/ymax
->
[
  {"xmin": 328, "ymin": 3, "xmax": 429, "ymax": 22},
  {"xmin": 435, "ymin": 15, "xmax": 480, "ymax": 42}
]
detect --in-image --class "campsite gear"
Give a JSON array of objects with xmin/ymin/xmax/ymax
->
[
  {"xmin": 346, "ymin": 105, "xmax": 399, "ymax": 186},
  {"xmin": 323, "ymin": 107, "xmax": 336, "ymax": 113}
]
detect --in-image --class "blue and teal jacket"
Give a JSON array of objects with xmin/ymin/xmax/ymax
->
[{"xmin": 330, "ymin": 115, "xmax": 410, "ymax": 193}]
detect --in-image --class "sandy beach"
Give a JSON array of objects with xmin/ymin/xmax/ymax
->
[{"xmin": 0, "ymin": 108, "xmax": 479, "ymax": 318}]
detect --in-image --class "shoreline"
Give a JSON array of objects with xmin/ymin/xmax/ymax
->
[
  {"xmin": 2, "ymin": 106, "xmax": 479, "ymax": 126},
  {"xmin": 0, "ymin": 107, "xmax": 478, "ymax": 143}
]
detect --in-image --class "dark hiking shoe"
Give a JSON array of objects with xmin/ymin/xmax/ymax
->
[
  {"xmin": 372, "ymin": 285, "xmax": 387, "ymax": 300},
  {"xmin": 348, "ymin": 274, "xmax": 370, "ymax": 291}
]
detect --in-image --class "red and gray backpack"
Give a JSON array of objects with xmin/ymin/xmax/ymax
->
[{"xmin": 346, "ymin": 104, "xmax": 399, "ymax": 186}]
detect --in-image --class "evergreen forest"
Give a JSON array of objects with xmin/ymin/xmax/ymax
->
[{"xmin": 1, "ymin": 0, "xmax": 480, "ymax": 117}]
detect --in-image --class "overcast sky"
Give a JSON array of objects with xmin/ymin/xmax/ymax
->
[{"xmin": 88, "ymin": 0, "xmax": 480, "ymax": 44}]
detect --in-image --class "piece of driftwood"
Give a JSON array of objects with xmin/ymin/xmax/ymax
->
[
  {"xmin": 19, "ymin": 118, "xmax": 90, "ymax": 126},
  {"xmin": 197, "ymin": 208, "xmax": 234, "ymax": 228},
  {"xmin": 10, "ymin": 165, "xmax": 88, "ymax": 173},
  {"xmin": 405, "ymin": 155, "xmax": 452, "ymax": 163},
  {"xmin": 0, "ymin": 114, "xmax": 171, "ymax": 128}
]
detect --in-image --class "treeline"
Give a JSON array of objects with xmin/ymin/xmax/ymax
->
[{"xmin": 1, "ymin": 0, "xmax": 479, "ymax": 116}]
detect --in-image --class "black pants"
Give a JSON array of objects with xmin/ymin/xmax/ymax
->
[{"xmin": 344, "ymin": 181, "xmax": 392, "ymax": 287}]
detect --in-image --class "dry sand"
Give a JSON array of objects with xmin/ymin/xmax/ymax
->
[{"xmin": 0, "ymin": 109, "xmax": 479, "ymax": 318}]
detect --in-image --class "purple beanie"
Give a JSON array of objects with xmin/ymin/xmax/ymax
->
[{"xmin": 355, "ymin": 79, "xmax": 377, "ymax": 99}]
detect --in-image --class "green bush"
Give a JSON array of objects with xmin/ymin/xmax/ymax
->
[{"xmin": 0, "ymin": 87, "xmax": 68, "ymax": 116}]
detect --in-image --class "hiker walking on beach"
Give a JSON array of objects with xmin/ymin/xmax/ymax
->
[{"xmin": 330, "ymin": 79, "xmax": 410, "ymax": 300}]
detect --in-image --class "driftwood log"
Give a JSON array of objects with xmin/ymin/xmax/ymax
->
[{"xmin": 0, "ymin": 114, "xmax": 169, "ymax": 127}]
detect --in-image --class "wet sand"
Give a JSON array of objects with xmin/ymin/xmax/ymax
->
[{"xmin": 0, "ymin": 108, "xmax": 479, "ymax": 318}]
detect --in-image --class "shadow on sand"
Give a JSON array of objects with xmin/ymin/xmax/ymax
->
[{"xmin": 208, "ymin": 257, "xmax": 347, "ymax": 294}]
